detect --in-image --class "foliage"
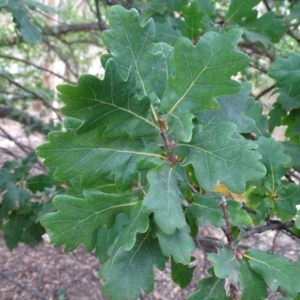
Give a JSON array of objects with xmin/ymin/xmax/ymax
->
[{"xmin": 1, "ymin": 0, "xmax": 300, "ymax": 299}]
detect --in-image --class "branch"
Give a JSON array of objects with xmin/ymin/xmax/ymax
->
[
  {"xmin": 0, "ymin": 54, "xmax": 75, "ymax": 84},
  {"xmin": 219, "ymin": 196, "xmax": 234, "ymax": 250},
  {"xmin": 0, "ymin": 105, "xmax": 51, "ymax": 134},
  {"xmin": 0, "ymin": 73, "xmax": 62, "ymax": 121},
  {"xmin": 0, "ymin": 270, "xmax": 48, "ymax": 299},
  {"xmin": 0, "ymin": 23, "xmax": 107, "ymax": 47},
  {"xmin": 255, "ymin": 84, "xmax": 275, "ymax": 101},
  {"xmin": 242, "ymin": 220, "xmax": 295, "ymax": 239}
]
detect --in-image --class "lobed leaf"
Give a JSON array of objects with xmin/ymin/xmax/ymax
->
[
  {"xmin": 171, "ymin": 257, "xmax": 196, "ymax": 289},
  {"xmin": 142, "ymin": 164, "xmax": 186, "ymax": 234},
  {"xmin": 256, "ymin": 137, "xmax": 291, "ymax": 192},
  {"xmin": 174, "ymin": 123, "xmax": 266, "ymax": 193},
  {"xmin": 100, "ymin": 233, "xmax": 165, "ymax": 300},
  {"xmin": 36, "ymin": 127, "xmax": 164, "ymax": 191},
  {"xmin": 40, "ymin": 190, "xmax": 138, "ymax": 251},
  {"xmin": 58, "ymin": 59, "xmax": 159, "ymax": 137},
  {"xmin": 268, "ymin": 52, "xmax": 300, "ymax": 97},
  {"xmin": 246, "ymin": 249, "xmax": 300, "ymax": 298}
]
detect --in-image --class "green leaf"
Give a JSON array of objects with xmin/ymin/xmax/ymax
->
[
  {"xmin": 26, "ymin": 174, "xmax": 53, "ymax": 193},
  {"xmin": 246, "ymin": 249, "xmax": 300, "ymax": 297},
  {"xmin": 239, "ymin": 259, "xmax": 268, "ymax": 300},
  {"xmin": 24, "ymin": 0, "xmax": 56, "ymax": 14},
  {"xmin": 188, "ymin": 194, "xmax": 252, "ymax": 228},
  {"xmin": 286, "ymin": 3, "xmax": 300, "ymax": 22},
  {"xmin": 208, "ymin": 247, "xmax": 240, "ymax": 284},
  {"xmin": 275, "ymin": 184, "xmax": 300, "ymax": 215},
  {"xmin": 225, "ymin": 0, "xmax": 260, "ymax": 24},
  {"xmin": 268, "ymin": 102, "xmax": 287, "ymax": 133},
  {"xmin": 7, "ymin": 1, "xmax": 41, "ymax": 44},
  {"xmin": 196, "ymin": 81, "xmax": 255, "ymax": 133},
  {"xmin": 36, "ymin": 127, "xmax": 163, "ymax": 191},
  {"xmin": 268, "ymin": 52, "xmax": 300, "ymax": 97},
  {"xmin": 102, "ymin": 5, "xmax": 165, "ymax": 97},
  {"xmin": 161, "ymin": 28, "xmax": 249, "ymax": 141},
  {"xmin": 256, "ymin": 137, "xmax": 291, "ymax": 192},
  {"xmin": 2, "ymin": 212, "xmax": 28, "ymax": 250},
  {"xmin": 142, "ymin": 164, "xmax": 186, "ymax": 234},
  {"xmin": 295, "ymin": 211, "xmax": 300, "ymax": 229},
  {"xmin": 174, "ymin": 123, "xmax": 266, "ymax": 193},
  {"xmin": 277, "ymin": 87, "xmax": 300, "ymax": 111},
  {"xmin": 0, "ymin": 0, "xmax": 8, "ymax": 6},
  {"xmin": 226, "ymin": 0, "xmax": 285, "ymax": 46},
  {"xmin": 284, "ymin": 141, "xmax": 300, "ymax": 169},
  {"xmin": 0, "ymin": 168, "xmax": 15, "ymax": 190},
  {"xmin": 40, "ymin": 190, "xmax": 138, "ymax": 251},
  {"xmin": 187, "ymin": 268, "xmax": 229, "ymax": 300},
  {"xmin": 155, "ymin": 223, "xmax": 195, "ymax": 264},
  {"xmin": 171, "ymin": 256, "xmax": 196, "ymax": 288},
  {"xmin": 181, "ymin": 1, "xmax": 203, "ymax": 41},
  {"xmin": 100, "ymin": 233, "xmax": 165, "ymax": 300},
  {"xmin": 155, "ymin": 22, "xmax": 182, "ymax": 45},
  {"xmin": 246, "ymin": 102, "xmax": 271, "ymax": 137},
  {"xmin": 58, "ymin": 59, "xmax": 159, "ymax": 137},
  {"xmin": 108, "ymin": 201, "xmax": 150, "ymax": 265},
  {"xmin": 96, "ymin": 213, "xmax": 129, "ymax": 264},
  {"xmin": 195, "ymin": 0, "xmax": 215, "ymax": 30}
]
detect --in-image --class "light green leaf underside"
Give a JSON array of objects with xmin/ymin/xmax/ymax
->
[
  {"xmin": 174, "ymin": 123, "xmax": 266, "ymax": 193},
  {"xmin": 100, "ymin": 233, "xmax": 165, "ymax": 300},
  {"xmin": 142, "ymin": 164, "xmax": 186, "ymax": 234},
  {"xmin": 36, "ymin": 127, "xmax": 164, "ymax": 191},
  {"xmin": 40, "ymin": 190, "xmax": 137, "ymax": 252},
  {"xmin": 246, "ymin": 249, "xmax": 300, "ymax": 298},
  {"xmin": 58, "ymin": 59, "xmax": 159, "ymax": 138}
]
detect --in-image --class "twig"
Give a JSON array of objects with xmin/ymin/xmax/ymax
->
[
  {"xmin": 0, "ymin": 54, "xmax": 74, "ymax": 84},
  {"xmin": 0, "ymin": 73, "xmax": 62, "ymax": 121},
  {"xmin": 242, "ymin": 220, "xmax": 295, "ymax": 239},
  {"xmin": 262, "ymin": 0, "xmax": 271, "ymax": 11},
  {"xmin": 0, "ymin": 270, "xmax": 48, "ymax": 299},
  {"xmin": 255, "ymin": 84, "xmax": 275, "ymax": 101},
  {"xmin": 94, "ymin": 0, "xmax": 103, "ymax": 32},
  {"xmin": 0, "ymin": 146, "xmax": 19, "ymax": 159},
  {"xmin": 242, "ymin": 204, "xmax": 257, "ymax": 215},
  {"xmin": 219, "ymin": 196, "xmax": 234, "ymax": 250}
]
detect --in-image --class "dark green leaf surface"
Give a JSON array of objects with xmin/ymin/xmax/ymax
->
[
  {"xmin": 268, "ymin": 102, "xmax": 287, "ymax": 133},
  {"xmin": 155, "ymin": 224, "xmax": 195, "ymax": 264},
  {"xmin": 239, "ymin": 259, "xmax": 268, "ymax": 300},
  {"xmin": 96, "ymin": 213, "xmax": 129, "ymax": 264},
  {"xmin": 40, "ymin": 190, "xmax": 137, "ymax": 251},
  {"xmin": 188, "ymin": 194, "xmax": 252, "ymax": 228},
  {"xmin": 195, "ymin": 0, "xmax": 215, "ymax": 30},
  {"xmin": 171, "ymin": 257, "xmax": 195, "ymax": 288},
  {"xmin": 268, "ymin": 52, "xmax": 300, "ymax": 97},
  {"xmin": 36, "ymin": 127, "xmax": 163, "ymax": 191},
  {"xmin": 108, "ymin": 201, "xmax": 150, "ymax": 265},
  {"xmin": 181, "ymin": 1, "xmax": 203, "ymax": 41},
  {"xmin": 142, "ymin": 164, "xmax": 186, "ymax": 234},
  {"xmin": 209, "ymin": 247, "xmax": 240, "ymax": 284},
  {"xmin": 256, "ymin": 137, "xmax": 291, "ymax": 192},
  {"xmin": 0, "ymin": 0, "xmax": 8, "ymax": 6},
  {"xmin": 155, "ymin": 22, "xmax": 182, "ymax": 45},
  {"xmin": 247, "ymin": 249, "xmax": 300, "ymax": 297},
  {"xmin": 161, "ymin": 28, "xmax": 249, "ymax": 141},
  {"xmin": 275, "ymin": 184, "xmax": 300, "ymax": 215},
  {"xmin": 102, "ymin": 5, "xmax": 165, "ymax": 97},
  {"xmin": 174, "ymin": 124, "xmax": 266, "ymax": 193},
  {"xmin": 187, "ymin": 268, "xmax": 228, "ymax": 300},
  {"xmin": 196, "ymin": 81, "xmax": 255, "ymax": 132},
  {"xmin": 26, "ymin": 174, "xmax": 53, "ymax": 193},
  {"xmin": 58, "ymin": 59, "xmax": 159, "ymax": 137},
  {"xmin": 100, "ymin": 233, "xmax": 165, "ymax": 300}
]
